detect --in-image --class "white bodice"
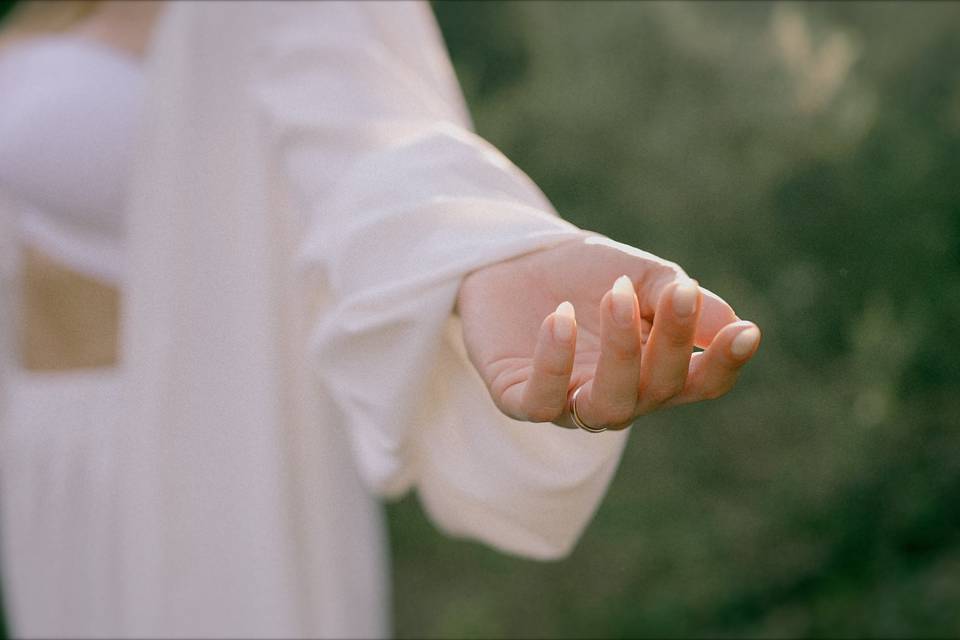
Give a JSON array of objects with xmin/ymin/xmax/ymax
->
[{"xmin": 0, "ymin": 36, "xmax": 142, "ymax": 283}]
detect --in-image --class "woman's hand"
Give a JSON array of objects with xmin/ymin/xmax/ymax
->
[{"xmin": 457, "ymin": 234, "xmax": 761, "ymax": 431}]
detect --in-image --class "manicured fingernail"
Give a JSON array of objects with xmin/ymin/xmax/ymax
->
[
  {"xmin": 673, "ymin": 280, "xmax": 698, "ymax": 317},
  {"xmin": 553, "ymin": 301, "xmax": 576, "ymax": 342},
  {"xmin": 730, "ymin": 326, "xmax": 760, "ymax": 358},
  {"xmin": 611, "ymin": 275, "xmax": 635, "ymax": 326}
]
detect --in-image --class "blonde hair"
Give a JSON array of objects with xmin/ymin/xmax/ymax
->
[{"xmin": 0, "ymin": 1, "xmax": 100, "ymax": 49}]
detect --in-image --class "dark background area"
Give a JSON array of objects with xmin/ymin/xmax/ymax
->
[
  {"xmin": 387, "ymin": 2, "xmax": 960, "ymax": 637},
  {"xmin": 0, "ymin": 1, "xmax": 14, "ymax": 24}
]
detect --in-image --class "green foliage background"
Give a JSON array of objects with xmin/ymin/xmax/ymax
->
[{"xmin": 387, "ymin": 2, "xmax": 960, "ymax": 637}]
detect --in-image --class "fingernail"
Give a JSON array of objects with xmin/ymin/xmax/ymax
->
[
  {"xmin": 673, "ymin": 280, "xmax": 698, "ymax": 317},
  {"xmin": 730, "ymin": 326, "xmax": 760, "ymax": 358},
  {"xmin": 553, "ymin": 301, "xmax": 576, "ymax": 342},
  {"xmin": 611, "ymin": 275, "xmax": 635, "ymax": 326}
]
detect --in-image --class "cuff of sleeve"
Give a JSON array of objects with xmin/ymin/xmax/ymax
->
[{"xmin": 408, "ymin": 320, "xmax": 630, "ymax": 560}]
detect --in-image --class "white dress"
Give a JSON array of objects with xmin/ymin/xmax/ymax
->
[{"xmin": 0, "ymin": 2, "xmax": 629, "ymax": 637}]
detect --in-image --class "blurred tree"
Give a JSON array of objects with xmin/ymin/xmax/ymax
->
[{"xmin": 389, "ymin": 2, "xmax": 960, "ymax": 637}]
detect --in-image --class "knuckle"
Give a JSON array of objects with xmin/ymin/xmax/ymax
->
[
  {"xmin": 700, "ymin": 386, "xmax": 726, "ymax": 401},
  {"xmin": 525, "ymin": 405, "xmax": 564, "ymax": 423},
  {"xmin": 600, "ymin": 404, "xmax": 636, "ymax": 426},
  {"xmin": 490, "ymin": 377, "xmax": 523, "ymax": 408},
  {"xmin": 652, "ymin": 261, "xmax": 685, "ymax": 282},
  {"xmin": 495, "ymin": 401, "xmax": 524, "ymax": 421},
  {"xmin": 539, "ymin": 363, "xmax": 570, "ymax": 379},
  {"xmin": 537, "ymin": 357, "xmax": 572, "ymax": 378},
  {"xmin": 644, "ymin": 383, "xmax": 683, "ymax": 405},
  {"xmin": 701, "ymin": 380, "xmax": 735, "ymax": 401},
  {"xmin": 490, "ymin": 392, "xmax": 523, "ymax": 421},
  {"xmin": 662, "ymin": 326, "xmax": 694, "ymax": 349},
  {"xmin": 605, "ymin": 340, "xmax": 641, "ymax": 362}
]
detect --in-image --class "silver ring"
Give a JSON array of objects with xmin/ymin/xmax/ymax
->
[{"xmin": 569, "ymin": 385, "xmax": 607, "ymax": 433}]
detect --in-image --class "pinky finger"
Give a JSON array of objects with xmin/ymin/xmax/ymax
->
[
  {"xmin": 506, "ymin": 302, "xmax": 578, "ymax": 422},
  {"xmin": 669, "ymin": 320, "xmax": 760, "ymax": 406}
]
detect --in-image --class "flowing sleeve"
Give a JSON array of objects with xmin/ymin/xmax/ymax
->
[{"xmin": 250, "ymin": 1, "xmax": 629, "ymax": 560}]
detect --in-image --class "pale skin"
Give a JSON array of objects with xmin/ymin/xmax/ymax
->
[
  {"xmin": 459, "ymin": 234, "xmax": 760, "ymax": 430},
  {"xmin": 21, "ymin": 1, "xmax": 760, "ymax": 431}
]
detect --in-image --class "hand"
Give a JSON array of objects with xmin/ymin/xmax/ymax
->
[{"xmin": 457, "ymin": 234, "xmax": 761, "ymax": 430}]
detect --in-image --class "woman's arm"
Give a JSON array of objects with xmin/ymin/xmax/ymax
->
[
  {"xmin": 138, "ymin": 0, "xmax": 757, "ymax": 560},
  {"xmin": 251, "ymin": 0, "xmax": 757, "ymax": 556}
]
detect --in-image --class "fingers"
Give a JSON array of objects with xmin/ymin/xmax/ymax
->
[
  {"xmin": 635, "ymin": 279, "xmax": 701, "ymax": 414},
  {"xmin": 576, "ymin": 275, "xmax": 643, "ymax": 430},
  {"xmin": 695, "ymin": 286, "xmax": 739, "ymax": 348},
  {"xmin": 668, "ymin": 321, "xmax": 761, "ymax": 405},
  {"xmin": 509, "ymin": 302, "xmax": 577, "ymax": 422},
  {"xmin": 638, "ymin": 267, "xmax": 737, "ymax": 349},
  {"xmin": 500, "ymin": 277, "xmax": 757, "ymax": 428}
]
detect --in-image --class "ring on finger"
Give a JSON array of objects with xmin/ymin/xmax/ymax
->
[{"xmin": 569, "ymin": 385, "xmax": 608, "ymax": 433}]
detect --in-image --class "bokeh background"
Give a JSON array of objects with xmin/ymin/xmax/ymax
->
[{"xmin": 386, "ymin": 2, "xmax": 960, "ymax": 637}]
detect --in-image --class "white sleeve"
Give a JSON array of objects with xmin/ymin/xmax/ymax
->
[{"xmin": 250, "ymin": 1, "xmax": 630, "ymax": 560}]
